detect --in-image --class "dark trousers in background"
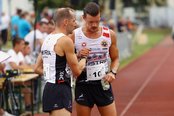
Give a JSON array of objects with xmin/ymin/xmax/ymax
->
[{"xmin": 1, "ymin": 29, "xmax": 8, "ymax": 45}]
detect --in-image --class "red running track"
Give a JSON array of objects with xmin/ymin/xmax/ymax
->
[{"xmin": 115, "ymin": 37, "xmax": 174, "ymax": 116}]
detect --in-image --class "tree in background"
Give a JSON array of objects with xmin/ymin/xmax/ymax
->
[{"xmin": 31, "ymin": 0, "xmax": 106, "ymax": 20}]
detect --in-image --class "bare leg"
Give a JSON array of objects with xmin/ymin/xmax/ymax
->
[
  {"xmin": 98, "ymin": 102, "xmax": 117, "ymax": 116},
  {"xmin": 22, "ymin": 88, "xmax": 31, "ymax": 107},
  {"xmin": 76, "ymin": 103, "xmax": 92, "ymax": 116},
  {"xmin": 50, "ymin": 108, "xmax": 70, "ymax": 116}
]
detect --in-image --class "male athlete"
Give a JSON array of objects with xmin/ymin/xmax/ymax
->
[
  {"xmin": 35, "ymin": 8, "xmax": 89, "ymax": 116},
  {"xmin": 70, "ymin": 2, "xmax": 119, "ymax": 116}
]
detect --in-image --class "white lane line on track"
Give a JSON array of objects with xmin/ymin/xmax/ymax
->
[{"xmin": 120, "ymin": 48, "xmax": 172, "ymax": 116}]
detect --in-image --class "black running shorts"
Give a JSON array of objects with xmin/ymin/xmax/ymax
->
[
  {"xmin": 75, "ymin": 81, "xmax": 114, "ymax": 107},
  {"xmin": 42, "ymin": 82, "xmax": 72, "ymax": 113}
]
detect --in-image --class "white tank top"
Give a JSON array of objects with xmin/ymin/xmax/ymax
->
[
  {"xmin": 41, "ymin": 33, "xmax": 71, "ymax": 84},
  {"xmin": 74, "ymin": 27, "xmax": 111, "ymax": 81}
]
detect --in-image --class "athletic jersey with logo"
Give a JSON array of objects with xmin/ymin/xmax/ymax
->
[
  {"xmin": 41, "ymin": 33, "xmax": 71, "ymax": 84},
  {"xmin": 74, "ymin": 27, "xmax": 111, "ymax": 82}
]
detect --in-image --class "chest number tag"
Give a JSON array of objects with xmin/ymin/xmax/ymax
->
[{"xmin": 87, "ymin": 63, "xmax": 106, "ymax": 81}]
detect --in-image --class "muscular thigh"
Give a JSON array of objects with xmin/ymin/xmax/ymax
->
[
  {"xmin": 98, "ymin": 102, "xmax": 117, "ymax": 116},
  {"xmin": 51, "ymin": 108, "xmax": 70, "ymax": 116}
]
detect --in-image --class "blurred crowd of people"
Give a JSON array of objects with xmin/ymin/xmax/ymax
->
[
  {"xmin": 0, "ymin": 7, "xmax": 55, "ymax": 116},
  {"xmin": 100, "ymin": 16, "xmax": 136, "ymax": 33},
  {"xmin": 0, "ymin": 7, "xmax": 55, "ymax": 63}
]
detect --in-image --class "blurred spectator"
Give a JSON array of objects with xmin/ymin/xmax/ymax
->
[
  {"xmin": 40, "ymin": 7, "xmax": 51, "ymax": 21},
  {"xmin": 5, "ymin": 38, "xmax": 29, "ymax": 70},
  {"xmin": 40, "ymin": 18, "xmax": 49, "ymax": 38},
  {"xmin": 100, "ymin": 17, "xmax": 109, "ymax": 27},
  {"xmin": 24, "ymin": 19, "xmax": 48, "ymax": 54},
  {"xmin": 126, "ymin": 17, "xmax": 134, "ymax": 32},
  {"xmin": 25, "ymin": 11, "xmax": 35, "ymax": 27},
  {"xmin": 21, "ymin": 41, "xmax": 34, "ymax": 67},
  {"xmin": 11, "ymin": 8, "xmax": 22, "ymax": 39},
  {"xmin": 108, "ymin": 19, "xmax": 116, "ymax": 32},
  {"xmin": 0, "ymin": 64, "xmax": 15, "ymax": 116},
  {"xmin": 4, "ymin": 38, "xmax": 32, "ymax": 111},
  {"xmin": 29, "ymin": 11, "xmax": 36, "ymax": 26},
  {"xmin": 18, "ymin": 12, "xmax": 32, "ymax": 39},
  {"xmin": 0, "ymin": 12, "xmax": 10, "ymax": 45},
  {"xmin": 0, "ymin": 52, "xmax": 15, "ymax": 116},
  {"xmin": 47, "ymin": 20, "xmax": 55, "ymax": 34},
  {"xmin": 117, "ymin": 17, "xmax": 127, "ymax": 32}
]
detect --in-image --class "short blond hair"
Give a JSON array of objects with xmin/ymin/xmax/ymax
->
[{"xmin": 53, "ymin": 8, "xmax": 74, "ymax": 26}]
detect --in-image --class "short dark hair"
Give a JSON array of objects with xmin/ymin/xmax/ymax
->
[
  {"xmin": 53, "ymin": 8, "xmax": 74, "ymax": 26},
  {"xmin": 24, "ymin": 41, "xmax": 29, "ymax": 46},
  {"xmin": 20, "ymin": 12, "xmax": 28, "ymax": 18},
  {"xmin": 16, "ymin": 8, "xmax": 22, "ymax": 15},
  {"xmin": 48, "ymin": 20, "xmax": 55, "ymax": 26},
  {"xmin": 83, "ymin": 2, "xmax": 100, "ymax": 17},
  {"xmin": 39, "ymin": 22, "xmax": 48, "ymax": 26},
  {"xmin": 12, "ymin": 38, "xmax": 24, "ymax": 47}
]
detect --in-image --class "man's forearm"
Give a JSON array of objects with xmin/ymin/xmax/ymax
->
[{"xmin": 110, "ymin": 59, "xmax": 119, "ymax": 73}]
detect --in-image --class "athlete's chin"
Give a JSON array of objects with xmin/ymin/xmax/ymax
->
[
  {"xmin": 91, "ymin": 30, "xmax": 98, "ymax": 33},
  {"xmin": 67, "ymin": 29, "xmax": 74, "ymax": 34}
]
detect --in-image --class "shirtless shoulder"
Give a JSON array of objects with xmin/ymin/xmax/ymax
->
[{"xmin": 54, "ymin": 36, "xmax": 74, "ymax": 56}]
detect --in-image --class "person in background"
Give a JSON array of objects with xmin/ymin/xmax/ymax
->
[
  {"xmin": 18, "ymin": 12, "xmax": 32, "ymax": 39},
  {"xmin": 117, "ymin": 17, "xmax": 127, "ymax": 32},
  {"xmin": 108, "ymin": 19, "xmax": 116, "ymax": 32},
  {"xmin": 126, "ymin": 17, "xmax": 134, "ymax": 32},
  {"xmin": 24, "ymin": 19, "xmax": 48, "ymax": 55},
  {"xmin": 11, "ymin": 8, "xmax": 22, "ymax": 39},
  {"xmin": 4, "ymin": 38, "xmax": 32, "ymax": 111},
  {"xmin": 47, "ymin": 20, "xmax": 55, "ymax": 34},
  {"xmin": 0, "ymin": 51, "xmax": 15, "ymax": 116},
  {"xmin": 0, "ymin": 12, "xmax": 10, "ymax": 45},
  {"xmin": 21, "ymin": 41, "xmax": 34, "ymax": 67}
]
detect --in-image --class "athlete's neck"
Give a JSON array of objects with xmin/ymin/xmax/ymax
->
[
  {"xmin": 82, "ymin": 27, "xmax": 102, "ymax": 39},
  {"xmin": 52, "ymin": 27, "xmax": 67, "ymax": 35}
]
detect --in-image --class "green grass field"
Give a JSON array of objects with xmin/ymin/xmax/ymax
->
[{"xmin": 120, "ymin": 28, "xmax": 171, "ymax": 69}]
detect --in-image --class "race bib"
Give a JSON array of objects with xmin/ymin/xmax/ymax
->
[
  {"xmin": 86, "ymin": 63, "xmax": 106, "ymax": 81},
  {"xmin": 43, "ymin": 64, "xmax": 50, "ymax": 80}
]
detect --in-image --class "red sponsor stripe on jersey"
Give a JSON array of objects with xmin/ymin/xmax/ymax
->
[
  {"xmin": 103, "ymin": 32, "xmax": 110, "ymax": 38},
  {"xmin": 103, "ymin": 27, "xmax": 108, "ymax": 30},
  {"xmin": 57, "ymin": 80, "xmax": 65, "ymax": 84}
]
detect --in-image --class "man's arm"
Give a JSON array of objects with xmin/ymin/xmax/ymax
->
[
  {"xmin": 34, "ymin": 53, "xmax": 43, "ymax": 75},
  {"xmin": 109, "ymin": 30, "xmax": 119, "ymax": 72},
  {"xmin": 0, "ymin": 63, "xmax": 5, "ymax": 72},
  {"xmin": 104, "ymin": 30, "xmax": 119, "ymax": 83},
  {"xmin": 55, "ymin": 36, "xmax": 87, "ymax": 77}
]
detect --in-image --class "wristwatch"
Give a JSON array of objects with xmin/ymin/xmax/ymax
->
[{"xmin": 110, "ymin": 69, "xmax": 117, "ymax": 76}]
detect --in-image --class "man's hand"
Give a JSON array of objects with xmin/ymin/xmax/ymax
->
[
  {"xmin": 103, "ymin": 72, "xmax": 116, "ymax": 83},
  {"xmin": 77, "ymin": 48, "xmax": 91, "ymax": 58}
]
